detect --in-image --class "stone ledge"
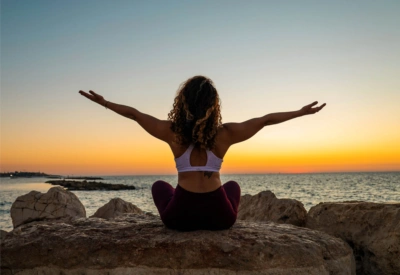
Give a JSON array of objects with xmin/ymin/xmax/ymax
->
[
  {"xmin": 306, "ymin": 202, "xmax": 400, "ymax": 275},
  {"xmin": 0, "ymin": 266, "xmax": 351, "ymax": 275},
  {"xmin": 238, "ymin": 191, "xmax": 307, "ymax": 226},
  {"xmin": 1, "ymin": 214, "xmax": 355, "ymax": 275}
]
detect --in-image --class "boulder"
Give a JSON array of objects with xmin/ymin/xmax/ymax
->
[
  {"xmin": 90, "ymin": 198, "xmax": 143, "ymax": 219},
  {"xmin": 0, "ymin": 230, "xmax": 8, "ymax": 245},
  {"xmin": 238, "ymin": 191, "xmax": 307, "ymax": 226},
  {"xmin": 306, "ymin": 202, "xmax": 400, "ymax": 275},
  {"xmin": 1, "ymin": 214, "xmax": 355, "ymax": 274},
  {"xmin": 10, "ymin": 187, "xmax": 86, "ymax": 228}
]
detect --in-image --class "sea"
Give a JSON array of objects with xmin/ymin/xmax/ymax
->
[{"xmin": 1, "ymin": 172, "xmax": 399, "ymax": 232}]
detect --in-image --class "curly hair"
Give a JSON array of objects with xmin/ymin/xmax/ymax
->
[{"xmin": 168, "ymin": 75, "xmax": 222, "ymax": 150}]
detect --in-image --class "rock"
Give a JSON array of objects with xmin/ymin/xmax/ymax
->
[
  {"xmin": 10, "ymin": 187, "xmax": 86, "ymax": 228},
  {"xmin": 90, "ymin": 198, "xmax": 143, "ymax": 219},
  {"xmin": 306, "ymin": 202, "xmax": 400, "ymax": 275},
  {"xmin": 1, "ymin": 214, "xmax": 355, "ymax": 274},
  {"xmin": 0, "ymin": 230, "xmax": 8, "ymax": 239},
  {"xmin": 65, "ymin": 176, "xmax": 104, "ymax": 180},
  {"xmin": 46, "ymin": 179, "xmax": 136, "ymax": 191},
  {"xmin": 238, "ymin": 191, "xmax": 307, "ymax": 226},
  {"xmin": 0, "ymin": 230, "xmax": 8, "ymax": 245}
]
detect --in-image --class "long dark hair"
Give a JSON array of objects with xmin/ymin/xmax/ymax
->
[{"xmin": 168, "ymin": 75, "xmax": 222, "ymax": 150}]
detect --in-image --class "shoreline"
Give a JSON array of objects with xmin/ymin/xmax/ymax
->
[{"xmin": 1, "ymin": 172, "xmax": 399, "ymax": 231}]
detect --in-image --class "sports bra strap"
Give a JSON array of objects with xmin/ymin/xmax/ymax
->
[{"xmin": 175, "ymin": 144, "xmax": 223, "ymax": 173}]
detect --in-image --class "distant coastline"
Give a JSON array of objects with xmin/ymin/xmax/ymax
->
[
  {"xmin": 0, "ymin": 171, "xmax": 60, "ymax": 178},
  {"xmin": 0, "ymin": 171, "xmax": 102, "ymax": 180}
]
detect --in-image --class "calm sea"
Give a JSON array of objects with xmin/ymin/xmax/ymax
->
[{"xmin": 1, "ymin": 172, "xmax": 399, "ymax": 231}]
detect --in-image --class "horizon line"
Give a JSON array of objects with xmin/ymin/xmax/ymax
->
[{"xmin": 2, "ymin": 170, "xmax": 400, "ymax": 177}]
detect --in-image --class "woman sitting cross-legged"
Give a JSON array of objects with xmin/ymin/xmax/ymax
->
[{"xmin": 79, "ymin": 75, "xmax": 325, "ymax": 231}]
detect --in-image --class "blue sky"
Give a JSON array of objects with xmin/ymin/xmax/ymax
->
[{"xmin": 1, "ymin": 0, "xmax": 400, "ymax": 174}]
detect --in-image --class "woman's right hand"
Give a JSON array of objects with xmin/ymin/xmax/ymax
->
[
  {"xmin": 79, "ymin": 90, "xmax": 106, "ymax": 106},
  {"xmin": 300, "ymin": 101, "xmax": 326, "ymax": 115}
]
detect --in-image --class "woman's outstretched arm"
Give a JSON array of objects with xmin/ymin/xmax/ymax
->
[
  {"xmin": 221, "ymin": 101, "xmax": 326, "ymax": 146},
  {"xmin": 79, "ymin": 90, "xmax": 172, "ymax": 142}
]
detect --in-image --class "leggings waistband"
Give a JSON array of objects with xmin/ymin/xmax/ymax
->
[{"xmin": 176, "ymin": 184, "xmax": 223, "ymax": 197}]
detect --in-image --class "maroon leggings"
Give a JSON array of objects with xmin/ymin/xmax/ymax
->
[{"xmin": 151, "ymin": 180, "xmax": 241, "ymax": 231}]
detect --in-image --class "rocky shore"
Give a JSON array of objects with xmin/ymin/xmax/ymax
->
[
  {"xmin": 45, "ymin": 179, "xmax": 136, "ymax": 191},
  {"xmin": 1, "ymin": 187, "xmax": 399, "ymax": 275}
]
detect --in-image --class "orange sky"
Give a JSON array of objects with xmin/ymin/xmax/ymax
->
[
  {"xmin": 1, "ymin": 1, "xmax": 400, "ymax": 176},
  {"xmin": 1, "ymin": 118, "xmax": 399, "ymax": 175}
]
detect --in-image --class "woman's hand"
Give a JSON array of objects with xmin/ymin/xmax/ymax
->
[
  {"xmin": 79, "ymin": 90, "xmax": 106, "ymax": 107},
  {"xmin": 300, "ymin": 101, "xmax": 326, "ymax": 115}
]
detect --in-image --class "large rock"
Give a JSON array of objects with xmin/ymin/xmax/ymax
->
[
  {"xmin": 10, "ymin": 187, "xmax": 86, "ymax": 228},
  {"xmin": 0, "ymin": 230, "xmax": 8, "ymax": 246},
  {"xmin": 306, "ymin": 202, "xmax": 400, "ymax": 275},
  {"xmin": 238, "ymin": 191, "xmax": 307, "ymax": 226},
  {"xmin": 90, "ymin": 198, "xmax": 143, "ymax": 219},
  {"xmin": 1, "ymin": 214, "xmax": 355, "ymax": 275}
]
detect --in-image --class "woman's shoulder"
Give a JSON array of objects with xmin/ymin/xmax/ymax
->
[
  {"xmin": 216, "ymin": 124, "xmax": 230, "ymax": 141},
  {"xmin": 213, "ymin": 125, "xmax": 231, "ymax": 157}
]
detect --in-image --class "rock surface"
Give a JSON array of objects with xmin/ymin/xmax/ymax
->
[
  {"xmin": 45, "ymin": 179, "xmax": 136, "ymax": 191},
  {"xmin": 90, "ymin": 198, "xmax": 143, "ymax": 219},
  {"xmin": 306, "ymin": 202, "xmax": 400, "ymax": 275},
  {"xmin": 10, "ymin": 187, "xmax": 86, "ymax": 228},
  {"xmin": 1, "ymin": 214, "xmax": 355, "ymax": 275},
  {"xmin": 238, "ymin": 191, "xmax": 307, "ymax": 226},
  {"xmin": 0, "ymin": 230, "xmax": 8, "ymax": 245}
]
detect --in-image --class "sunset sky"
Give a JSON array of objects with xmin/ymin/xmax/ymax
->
[{"xmin": 1, "ymin": 0, "xmax": 399, "ymax": 175}]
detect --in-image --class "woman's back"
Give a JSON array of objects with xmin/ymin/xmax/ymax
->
[
  {"xmin": 169, "ymin": 125, "xmax": 230, "ymax": 193},
  {"xmin": 79, "ymin": 75, "xmax": 325, "ymax": 230}
]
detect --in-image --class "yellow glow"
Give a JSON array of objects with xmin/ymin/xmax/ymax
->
[
  {"xmin": 1, "ymin": 102, "xmax": 399, "ymax": 175},
  {"xmin": 223, "ymin": 139, "xmax": 400, "ymax": 174},
  {"xmin": 2, "ymin": 129, "xmax": 399, "ymax": 175}
]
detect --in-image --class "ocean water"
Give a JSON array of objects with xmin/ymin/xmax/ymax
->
[{"xmin": 1, "ymin": 172, "xmax": 399, "ymax": 232}]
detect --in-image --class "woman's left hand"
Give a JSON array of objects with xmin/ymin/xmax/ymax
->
[{"xmin": 79, "ymin": 90, "xmax": 106, "ymax": 106}]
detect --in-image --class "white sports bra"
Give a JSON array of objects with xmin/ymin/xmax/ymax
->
[{"xmin": 175, "ymin": 144, "xmax": 223, "ymax": 173}]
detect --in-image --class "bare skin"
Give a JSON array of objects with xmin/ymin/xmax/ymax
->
[{"xmin": 79, "ymin": 90, "xmax": 326, "ymax": 193}]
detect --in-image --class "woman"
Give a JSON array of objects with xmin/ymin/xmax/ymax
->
[{"xmin": 79, "ymin": 75, "xmax": 326, "ymax": 231}]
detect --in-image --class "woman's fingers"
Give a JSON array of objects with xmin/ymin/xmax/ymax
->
[
  {"xmin": 79, "ymin": 90, "xmax": 96, "ymax": 101},
  {"xmin": 79, "ymin": 90, "xmax": 105, "ymax": 106},
  {"xmin": 89, "ymin": 90, "xmax": 99, "ymax": 97},
  {"xmin": 302, "ymin": 101, "xmax": 326, "ymax": 115},
  {"xmin": 313, "ymin": 103, "xmax": 326, "ymax": 113},
  {"xmin": 79, "ymin": 90, "xmax": 90, "ymax": 98}
]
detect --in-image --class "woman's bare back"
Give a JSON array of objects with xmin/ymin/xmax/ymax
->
[{"xmin": 169, "ymin": 126, "xmax": 229, "ymax": 193}]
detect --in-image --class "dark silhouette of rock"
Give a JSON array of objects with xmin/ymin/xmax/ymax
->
[
  {"xmin": 90, "ymin": 198, "xmax": 143, "ymax": 219},
  {"xmin": 0, "ymin": 230, "xmax": 8, "ymax": 246},
  {"xmin": 306, "ymin": 202, "xmax": 400, "ymax": 275},
  {"xmin": 238, "ymin": 191, "xmax": 307, "ymax": 226},
  {"xmin": 45, "ymin": 179, "xmax": 136, "ymax": 191},
  {"xmin": 65, "ymin": 176, "xmax": 104, "ymax": 180},
  {"xmin": 1, "ymin": 214, "xmax": 355, "ymax": 274},
  {"xmin": 10, "ymin": 187, "xmax": 86, "ymax": 228}
]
